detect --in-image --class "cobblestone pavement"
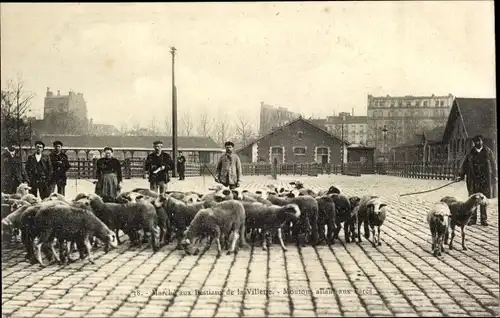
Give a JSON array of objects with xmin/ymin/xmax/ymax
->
[{"xmin": 2, "ymin": 174, "xmax": 499, "ymax": 317}]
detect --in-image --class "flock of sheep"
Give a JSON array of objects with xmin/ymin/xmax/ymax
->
[{"xmin": 1, "ymin": 180, "xmax": 489, "ymax": 267}]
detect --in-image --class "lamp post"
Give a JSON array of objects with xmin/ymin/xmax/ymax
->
[
  {"xmin": 382, "ymin": 125, "xmax": 388, "ymax": 162},
  {"xmin": 170, "ymin": 46, "xmax": 178, "ymax": 178},
  {"xmin": 341, "ymin": 115, "xmax": 345, "ymax": 173}
]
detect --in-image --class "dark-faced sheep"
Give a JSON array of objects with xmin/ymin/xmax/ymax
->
[
  {"xmin": 243, "ymin": 202, "xmax": 300, "ymax": 251},
  {"xmin": 441, "ymin": 193, "xmax": 488, "ymax": 251},
  {"xmin": 267, "ymin": 192, "xmax": 319, "ymax": 246},
  {"xmin": 426, "ymin": 202, "xmax": 451, "ymax": 256},
  {"xmin": 329, "ymin": 193, "xmax": 359, "ymax": 243},
  {"xmin": 154, "ymin": 193, "xmax": 213, "ymax": 249},
  {"xmin": 356, "ymin": 196, "xmax": 386, "ymax": 246},
  {"xmin": 181, "ymin": 200, "xmax": 246, "ymax": 257},
  {"xmin": 317, "ymin": 185, "xmax": 342, "ymax": 196},
  {"xmin": 33, "ymin": 203, "xmax": 118, "ymax": 266},
  {"xmin": 81, "ymin": 193, "xmax": 160, "ymax": 252},
  {"xmin": 315, "ymin": 195, "xmax": 337, "ymax": 245}
]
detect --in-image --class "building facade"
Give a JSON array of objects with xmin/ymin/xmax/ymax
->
[
  {"xmin": 238, "ymin": 117, "xmax": 348, "ymax": 165},
  {"xmin": 324, "ymin": 112, "xmax": 368, "ymax": 145},
  {"xmin": 43, "ymin": 87, "xmax": 88, "ymax": 134},
  {"xmin": 367, "ymin": 94, "xmax": 454, "ymax": 157},
  {"xmin": 259, "ymin": 102, "xmax": 301, "ymax": 136}
]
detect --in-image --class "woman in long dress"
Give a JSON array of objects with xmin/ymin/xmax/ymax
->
[{"xmin": 95, "ymin": 147, "xmax": 122, "ymax": 202}]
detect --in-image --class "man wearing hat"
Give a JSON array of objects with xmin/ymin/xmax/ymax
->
[
  {"xmin": 25, "ymin": 141, "xmax": 53, "ymax": 199},
  {"xmin": 456, "ymin": 134, "xmax": 497, "ymax": 226},
  {"xmin": 144, "ymin": 140, "xmax": 174, "ymax": 193},
  {"xmin": 215, "ymin": 141, "xmax": 242, "ymax": 190},
  {"xmin": 49, "ymin": 141, "xmax": 71, "ymax": 196},
  {"xmin": 1, "ymin": 145, "xmax": 29, "ymax": 194}
]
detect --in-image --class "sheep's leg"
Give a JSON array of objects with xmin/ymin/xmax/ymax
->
[
  {"xmin": 261, "ymin": 230, "xmax": 269, "ymax": 251},
  {"xmin": 310, "ymin": 217, "xmax": 319, "ymax": 246},
  {"xmin": 239, "ymin": 223, "xmax": 249, "ymax": 249},
  {"xmin": 333, "ymin": 220, "xmax": 342, "ymax": 240},
  {"xmin": 115, "ymin": 229, "xmax": 121, "ymax": 245},
  {"xmin": 377, "ymin": 226, "xmax": 382, "ymax": 246},
  {"xmin": 35, "ymin": 231, "xmax": 52, "ymax": 266},
  {"xmin": 431, "ymin": 231, "xmax": 436, "ymax": 254},
  {"xmin": 175, "ymin": 227, "xmax": 184, "ymax": 250},
  {"xmin": 327, "ymin": 217, "xmax": 335, "ymax": 245},
  {"xmin": 357, "ymin": 219, "xmax": 363, "ymax": 243},
  {"xmin": 142, "ymin": 227, "xmax": 149, "ymax": 244},
  {"xmin": 363, "ymin": 217, "xmax": 370, "ymax": 239},
  {"xmin": 49, "ymin": 240, "xmax": 61, "ymax": 264},
  {"xmin": 227, "ymin": 231, "xmax": 239, "ymax": 255},
  {"xmin": 448, "ymin": 225, "xmax": 456, "ymax": 250},
  {"xmin": 460, "ymin": 226, "xmax": 467, "ymax": 251},
  {"xmin": 200, "ymin": 235, "xmax": 213, "ymax": 254},
  {"xmin": 214, "ymin": 227, "xmax": 222, "ymax": 258},
  {"xmin": 344, "ymin": 221, "xmax": 351, "ymax": 243},
  {"xmin": 370, "ymin": 225, "xmax": 376, "ymax": 247},
  {"xmin": 58, "ymin": 239, "xmax": 66, "ymax": 264},
  {"xmin": 83, "ymin": 238, "xmax": 95, "ymax": 264},
  {"xmin": 151, "ymin": 225, "xmax": 160, "ymax": 253},
  {"xmin": 278, "ymin": 228, "xmax": 287, "ymax": 252},
  {"xmin": 435, "ymin": 234, "xmax": 442, "ymax": 256},
  {"xmin": 439, "ymin": 234, "xmax": 446, "ymax": 254}
]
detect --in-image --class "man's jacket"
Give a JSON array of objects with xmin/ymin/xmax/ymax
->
[
  {"xmin": 25, "ymin": 153, "xmax": 53, "ymax": 182},
  {"xmin": 144, "ymin": 152, "xmax": 174, "ymax": 183},
  {"xmin": 49, "ymin": 151, "xmax": 71, "ymax": 183},
  {"xmin": 216, "ymin": 153, "xmax": 242, "ymax": 185},
  {"xmin": 1, "ymin": 151, "xmax": 29, "ymax": 186}
]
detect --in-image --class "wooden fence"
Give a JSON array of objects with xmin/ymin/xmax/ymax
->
[{"xmin": 25, "ymin": 158, "xmax": 465, "ymax": 181}]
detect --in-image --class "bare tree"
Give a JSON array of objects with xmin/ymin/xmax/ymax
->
[
  {"xmin": 1, "ymin": 78, "xmax": 36, "ymax": 146},
  {"xmin": 130, "ymin": 121, "xmax": 142, "ymax": 136},
  {"xmin": 181, "ymin": 111, "xmax": 193, "ymax": 136},
  {"xmin": 213, "ymin": 112, "xmax": 232, "ymax": 145},
  {"xmin": 235, "ymin": 114, "xmax": 254, "ymax": 147},
  {"xmin": 149, "ymin": 116, "xmax": 159, "ymax": 135},
  {"xmin": 119, "ymin": 122, "xmax": 129, "ymax": 135},
  {"xmin": 196, "ymin": 106, "xmax": 213, "ymax": 137}
]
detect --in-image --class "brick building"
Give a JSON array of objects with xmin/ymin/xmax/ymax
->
[
  {"xmin": 367, "ymin": 93, "xmax": 454, "ymax": 157},
  {"xmin": 237, "ymin": 117, "xmax": 349, "ymax": 164},
  {"xmin": 43, "ymin": 87, "xmax": 88, "ymax": 134}
]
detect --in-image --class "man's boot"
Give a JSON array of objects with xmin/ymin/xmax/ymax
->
[
  {"xmin": 480, "ymin": 204, "xmax": 488, "ymax": 226},
  {"xmin": 468, "ymin": 206, "xmax": 478, "ymax": 225}
]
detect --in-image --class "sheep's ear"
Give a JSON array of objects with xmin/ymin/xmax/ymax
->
[
  {"xmin": 136, "ymin": 195, "xmax": 144, "ymax": 201},
  {"xmin": 242, "ymin": 190, "xmax": 249, "ymax": 193},
  {"xmin": 289, "ymin": 182, "xmax": 296, "ymax": 185},
  {"xmin": 379, "ymin": 204, "xmax": 387, "ymax": 210}
]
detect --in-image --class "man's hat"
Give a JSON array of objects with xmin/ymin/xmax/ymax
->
[
  {"xmin": 224, "ymin": 141, "xmax": 235, "ymax": 147},
  {"xmin": 35, "ymin": 141, "xmax": 45, "ymax": 148},
  {"xmin": 153, "ymin": 140, "xmax": 163, "ymax": 146},
  {"xmin": 53, "ymin": 140, "xmax": 63, "ymax": 147},
  {"xmin": 472, "ymin": 135, "xmax": 483, "ymax": 142}
]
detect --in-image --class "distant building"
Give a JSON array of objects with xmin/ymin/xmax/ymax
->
[
  {"xmin": 259, "ymin": 102, "xmax": 301, "ymax": 136},
  {"xmin": 323, "ymin": 112, "xmax": 368, "ymax": 145},
  {"xmin": 43, "ymin": 87, "xmax": 88, "ymax": 134},
  {"xmin": 367, "ymin": 93, "xmax": 454, "ymax": 157},
  {"xmin": 88, "ymin": 119, "xmax": 121, "ymax": 136}
]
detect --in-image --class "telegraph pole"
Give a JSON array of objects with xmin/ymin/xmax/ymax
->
[{"xmin": 171, "ymin": 47, "xmax": 178, "ymax": 178}]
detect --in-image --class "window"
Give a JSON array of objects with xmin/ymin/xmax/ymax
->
[
  {"xmin": 435, "ymin": 100, "xmax": 440, "ymax": 107},
  {"xmin": 293, "ymin": 147, "xmax": 307, "ymax": 155},
  {"xmin": 271, "ymin": 147, "xmax": 283, "ymax": 155},
  {"xmin": 390, "ymin": 102, "xmax": 395, "ymax": 108},
  {"xmin": 316, "ymin": 147, "xmax": 328, "ymax": 155},
  {"xmin": 423, "ymin": 101, "xmax": 428, "ymax": 107},
  {"xmin": 298, "ymin": 131, "xmax": 304, "ymax": 140},
  {"xmin": 440, "ymin": 101, "xmax": 444, "ymax": 106},
  {"xmin": 416, "ymin": 101, "xmax": 421, "ymax": 107},
  {"xmin": 398, "ymin": 101, "xmax": 403, "ymax": 107},
  {"xmin": 406, "ymin": 102, "xmax": 411, "ymax": 107}
]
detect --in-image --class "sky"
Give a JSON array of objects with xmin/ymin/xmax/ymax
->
[{"xmin": 1, "ymin": 2, "xmax": 496, "ymax": 132}]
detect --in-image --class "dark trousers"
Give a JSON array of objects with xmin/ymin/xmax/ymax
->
[
  {"xmin": 1, "ymin": 178, "xmax": 20, "ymax": 194},
  {"xmin": 470, "ymin": 205, "xmax": 488, "ymax": 223},
  {"xmin": 178, "ymin": 169, "xmax": 185, "ymax": 180},
  {"xmin": 29, "ymin": 178, "xmax": 51, "ymax": 200},
  {"xmin": 150, "ymin": 181, "xmax": 166, "ymax": 194},
  {"xmin": 49, "ymin": 180, "xmax": 66, "ymax": 196}
]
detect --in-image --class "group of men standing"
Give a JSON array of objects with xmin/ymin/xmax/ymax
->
[{"xmin": 1, "ymin": 140, "xmax": 70, "ymax": 199}]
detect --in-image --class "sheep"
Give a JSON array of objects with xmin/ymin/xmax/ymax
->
[
  {"xmin": 181, "ymin": 200, "xmax": 246, "ymax": 257},
  {"xmin": 315, "ymin": 195, "xmax": 337, "ymax": 245},
  {"xmin": 42, "ymin": 193, "xmax": 68, "ymax": 203},
  {"xmin": 266, "ymin": 192, "xmax": 319, "ymax": 246},
  {"xmin": 2, "ymin": 196, "xmax": 39, "ymax": 244},
  {"xmin": 441, "ymin": 193, "xmax": 488, "ymax": 251},
  {"xmin": 5, "ymin": 183, "xmax": 32, "ymax": 200},
  {"xmin": 130, "ymin": 188, "xmax": 161, "ymax": 198},
  {"xmin": 33, "ymin": 203, "xmax": 118, "ymax": 266},
  {"xmin": 200, "ymin": 187, "xmax": 235, "ymax": 203},
  {"xmin": 355, "ymin": 196, "xmax": 385, "ymax": 245},
  {"xmin": 317, "ymin": 185, "xmax": 342, "ymax": 196},
  {"xmin": 81, "ymin": 193, "xmax": 160, "ymax": 252},
  {"xmin": 329, "ymin": 193, "xmax": 357, "ymax": 243},
  {"xmin": 243, "ymin": 202, "xmax": 301, "ymax": 251},
  {"xmin": 426, "ymin": 202, "xmax": 451, "ymax": 256},
  {"xmin": 154, "ymin": 193, "xmax": 214, "ymax": 249}
]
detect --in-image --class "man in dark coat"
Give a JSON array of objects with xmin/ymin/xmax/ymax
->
[
  {"xmin": 49, "ymin": 140, "xmax": 71, "ymax": 196},
  {"xmin": 457, "ymin": 135, "xmax": 497, "ymax": 226},
  {"xmin": 177, "ymin": 151, "xmax": 186, "ymax": 180},
  {"xmin": 144, "ymin": 141, "xmax": 174, "ymax": 193},
  {"xmin": 25, "ymin": 141, "xmax": 53, "ymax": 200},
  {"xmin": 1, "ymin": 145, "xmax": 29, "ymax": 194}
]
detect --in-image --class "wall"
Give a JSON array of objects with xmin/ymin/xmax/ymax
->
[{"xmin": 255, "ymin": 120, "xmax": 343, "ymax": 164}]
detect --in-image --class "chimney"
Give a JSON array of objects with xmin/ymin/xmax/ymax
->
[
  {"xmin": 46, "ymin": 87, "xmax": 51, "ymax": 97},
  {"xmin": 57, "ymin": 90, "xmax": 60, "ymax": 96},
  {"xmin": 352, "ymin": 108, "xmax": 354, "ymax": 116}
]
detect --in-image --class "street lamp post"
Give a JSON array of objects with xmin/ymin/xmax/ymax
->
[
  {"xmin": 341, "ymin": 115, "xmax": 345, "ymax": 173},
  {"xmin": 382, "ymin": 125, "xmax": 388, "ymax": 162},
  {"xmin": 170, "ymin": 46, "xmax": 178, "ymax": 178}
]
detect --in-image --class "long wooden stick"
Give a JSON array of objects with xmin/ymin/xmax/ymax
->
[{"xmin": 399, "ymin": 180, "xmax": 460, "ymax": 197}]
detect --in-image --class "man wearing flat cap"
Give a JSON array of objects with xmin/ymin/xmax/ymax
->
[
  {"xmin": 1, "ymin": 144, "xmax": 29, "ymax": 194},
  {"xmin": 144, "ymin": 140, "xmax": 174, "ymax": 193},
  {"xmin": 49, "ymin": 141, "xmax": 71, "ymax": 196},
  {"xmin": 457, "ymin": 134, "xmax": 497, "ymax": 226},
  {"xmin": 25, "ymin": 141, "xmax": 53, "ymax": 199},
  {"xmin": 215, "ymin": 141, "xmax": 242, "ymax": 190}
]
